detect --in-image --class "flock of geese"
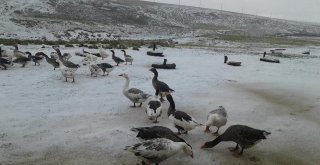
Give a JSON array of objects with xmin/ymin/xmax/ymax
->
[
  {"xmin": 0, "ymin": 44, "xmax": 133, "ymax": 82},
  {"xmin": 0, "ymin": 44, "xmax": 271, "ymax": 165}
]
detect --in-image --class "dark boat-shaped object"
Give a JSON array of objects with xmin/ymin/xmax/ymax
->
[
  {"xmin": 227, "ymin": 61, "xmax": 241, "ymax": 66},
  {"xmin": 260, "ymin": 57, "xmax": 280, "ymax": 63},
  {"xmin": 147, "ymin": 51, "xmax": 164, "ymax": 57},
  {"xmin": 151, "ymin": 59, "xmax": 176, "ymax": 69}
]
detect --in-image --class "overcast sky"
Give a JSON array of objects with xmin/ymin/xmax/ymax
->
[{"xmin": 143, "ymin": 0, "xmax": 320, "ymax": 23}]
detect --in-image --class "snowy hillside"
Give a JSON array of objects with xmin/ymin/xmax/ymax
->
[{"xmin": 1, "ymin": 0, "xmax": 320, "ymax": 40}]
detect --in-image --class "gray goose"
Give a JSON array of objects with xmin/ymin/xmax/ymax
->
[
  {"xmin": 36, "ymin": 52, "xmax": 59, "ymax": 70},
  {"xmin": 121, "ymin": 49, "xmax": 133, "ymax": 65},
  {"xmin": 97, "ymin": 63, "xmax": 113, "ymax": 76},
  {"xmin": 111, "ymin": 50, "xmax": 124, "ymax": 66},
  {"xmin": 201, "ymin": 125, "xmax": 271, "ymax": 156},
  {"xmin": 125, "ymin": 138, "xmax": 193, "ymax": 165},
  {"xmin": 53, "ymin": 47, "xmax": 80, "ymax": 70},
  {"xmin": 25, "ymin": 52, "xmax": 44, "ymax": 66},
  {"xmin": 119, "ymin": 73, "xmax": 151, "ymax": 107},
  {"xmin": 12, "ymin": 52, "xmax": 31, "ymax": 67},
  {"xmin": 149, "ymin": 68, "xmax": 174, "ymax": 102},
  {"xmin": 0, "ymin": 47, "xmax": 10, "ymax": 70}
]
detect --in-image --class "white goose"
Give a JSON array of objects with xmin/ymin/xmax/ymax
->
[
  {"xmin": 145, "ymin": 96, "xmax": 162, "ymax": 123},
  {"xmin": 56, "ymin": 59, "xmax": 77, "ymax": 83},
  {"xmin": 125, "ymin": 138, "xmax": 193, "ymax": 165},
  {"xmin": 119, "ymin": 73, "xmax": 151, "ymax": 107},
  {"xmin": 167, "ymin": 94, "xmax": 202, "ymax": 135},
  {"xmin": 204, "ymin": 106, "xmax": 227, "ymax": 136},
  {"xmin": 81, "ymin": 53, "xmax": 98, "ymax": 66},
  {"xmin": 99, "ymin": 44, "xmax": 110, "ymax": 60}
]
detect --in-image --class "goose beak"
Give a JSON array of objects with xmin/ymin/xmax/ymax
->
[
  {"xmin": 200, "ymin": 144, "xmax": 206, "ymax": 149},
  {"xmin": 118, "ymin": 74, "xmax": 123, "ymax": 76}
]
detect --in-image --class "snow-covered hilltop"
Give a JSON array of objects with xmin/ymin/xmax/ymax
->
[{"xmin": 1, "ymin": 0, "xmax": 320, "ymax": 40}]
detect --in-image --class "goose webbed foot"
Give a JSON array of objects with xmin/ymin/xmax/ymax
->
[
  {"xmin": 232, "ymin": 147, "xmax": 244, "ymax": 158},
  {"xmin": 204, "ymin": 126, "xmax": 210, "ymax": 133},
  {"xmin": 228, "ymin": 144, "xmax": 239, "ymax": 153},
  {"xmin": 153, "ymin": 118, "xmax": 159, "ymax": 123},
  {"xmin": 130, "ymin": 103, "xmax": 136, "ymax": 108},
  {"xmin": 213, "ymin": 128, "xmax": 220, "ymax": 136}
]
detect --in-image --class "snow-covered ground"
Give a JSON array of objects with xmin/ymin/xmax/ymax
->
[{"xmin": 1, "ymin": 45, "xmax": 320, "ymax": 164}]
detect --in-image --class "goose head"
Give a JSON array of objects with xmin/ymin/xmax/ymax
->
[
  {"xmin": 149, "ymin": 67, "xmax": 157, "ymax": 74},
  {"xmin": 82, "ymin": 57, "xmax": 90, "ymax": 66},
  {"xmin": 121, "ymin": 49, "xmax": 126, "ymax": 54},
  {"xmin": 118, "ymin": 73, "xmax": 129, "ymax": 78},
  {"xmin": 25, "ymin": 52, "xmax": 32, "ymax": 60},
  {"xmin": 110, "ymin": 50, "xmax": 115, "ymax": 55},
  {"xmin": 263, "ymin": 131, "xmax": 271, "ymax": 138}
]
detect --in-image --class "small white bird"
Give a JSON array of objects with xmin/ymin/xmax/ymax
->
[
  {"xmin": 145, "ymin": 97, "xmax": 162, "ymax": 123},
  {"xmin": 125, "ymin": 138, "xmax": 193, "ymax": 165},
  {"xmin": 204, "ymin": 106, "xmax": 227, "ymax": 136}
]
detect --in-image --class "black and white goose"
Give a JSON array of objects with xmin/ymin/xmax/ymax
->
[
  {"xmin": 167, "ymin": 94, "xmax": 202, "ymax": 135},
  {"xmin": 12, "ymin": 52, "xmax": 31, "ymax": 67},
  {"xmin": 125, "ymin": 138, "xmax": 193, "ymax": 165},
  {"xmin": 13, "ymin": 45, "xmax": 27, "ymax": 58},
  {"xmin": 97, "ymin": 63, "xmax": 114, "ymax": 76},
  {"xmin": 53, "ymin": 47, "xmax": 80, "ymax": 71},
  {"xmin": 26, "ymin": 52, "xmax": 44, "ymax": 66},
  {"xmin": 111, "ymin": 50, "xmax": 124, "ymax": 66},
  {"xmin": 131, "ymin": 126, "xmax": 187, "ymax": 143},
  {"xmin": 145, "ymin": 97, "xmax": 162, "ymax": 123},
  {"xmin": 149, "ymin": 68, "xmax": 174, "ymax": 102},
  {"xmin": 36, "ymin": 52, "xmax": 60, "ymax": 70},
  {"xmin": 119, "ymin": 73, "xmax": 151, "ymax": 107},
  {"xmin": 121, "ymin": 49, "xmax": 133, "ymax": 65},
  {"xmin": 201, "ymin": 125, "xmax": 271, "ymax": 156},
  {"xmin": 204, "ymin": 106, "xmax": 227, "ymax": 136}
]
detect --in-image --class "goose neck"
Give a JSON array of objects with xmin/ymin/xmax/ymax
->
[{"xmin": 123, "ymin": 77, "xmax": 130, "ymax": 91}]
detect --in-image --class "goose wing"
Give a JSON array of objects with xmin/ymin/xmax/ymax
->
[
  {"xmin": 125, "ymin": 138, "xmax": 174, "ymax": 162},
  {"xmin": 154, "ymin": 80, "xmax": 174, "ymax": 92}
]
